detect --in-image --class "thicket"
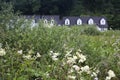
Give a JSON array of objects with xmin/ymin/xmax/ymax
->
[{"xmin": 0, "ymin": 2, "xmax": 120, "ymax": 80}]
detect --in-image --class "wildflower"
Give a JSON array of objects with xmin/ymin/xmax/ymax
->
[
  {"xmin": 108, "ymin": 70, "xmax": 116, "ymax": 78},
  {"xmin": 17, "ymin": 50, "xmax": 23, "ymax": 55},
  {"xmin": 68, "ymin": 75, "xmax": 76, "ymax": 80},
  {"xmin": 105, "ymin": 76, "xmax": 111, "ymax": 80},
  {"xmin": 77, "ymin": 49, "xmax": 82, "ymax": 53},
  {"xmin": 49, "ymin": 51, "xmax": 53, "ymax": 54},
  {"xmin": 65, "ymin": 50, "xmax": 72, "ymax": 57},
  {"xmin": 72, "ymin": 65, "xmax": 80, "ymax": 71},
  {"xmin": 49, "ymin": 51, "xmax": 60, "ymax": 61},
  {"xmin": 44, "ymin": 72, "xmax": 49, "ymax": 78},
  {"xmin": 23, "ymin": 55, "xmax": 31, "ymax": 59},
  {"xmin": 96, "ymin": 70, "xmax": 100, "ymax": 74},
  {"xmin": 52, "ymin": 55, "xmax": 59, "ymax": 61},
  {"xmin": 94, "ymin": 77, "xmax": 99, "ymax": 80},
  {"xmin": 78, "ymin": 54, "xmax": 86, "ymax": 63},
  {"xmin": 73, "ymin": 55, "xmax": 78, "ymax": 60},
  {"xmin": 68, "ymin": 68, "xmax": 74, "ymax": 74},
  {"xmin": 51, "ymin": 52, "xmax": 60, "ymax": 61},
  {"xmin": 28, "ymin": 49, "xmax": 34, "ymax": 54},
  {"xmin": 0, "ymin": 48, "xmax": 6, "ymax": 56},
  {"xmin": 53, "ymin": 52, "xmax": 60, "ymax": 57},
  {"xmin": 105, "ymin": 70, "xmax": 116, "ymax": 80},
  {"xmin": 36, "ymin": 52, "xmax": 41, "ymax": 58},
  {"xmin": 81, "ymin": 65, "xmax": 90, "ymax": 74},
  {"xmin": 91, "ymin": 72, "xmax": 97, "ymax": 77},
  {"xmin": 66, "ymin": 57, "xmax": 76, "ymax": 64}
]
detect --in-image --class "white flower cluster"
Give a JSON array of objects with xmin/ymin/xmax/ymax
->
[
  {"xmin": 76, "ymin": 52, "xmax": 86, "ymax": 63},
  {"xmin": 81, "ymin": 65, "xmax": 90, "ymax": 74},
  {"xmin": 64, "ymin": 49, "xmax": 86, "ymax": 65},
  {"xmin": 49, "ymin": 51, "xmax": 60, "ymax": 61},
  {"xmin": 63, "ymin": 49, "xmax": 92, "ymax": 80},
  {"xmin": 105, "ymin": 70, "xmax": 116, "ymax": 80},
  {"xmin": 17, "ymin": 50, "xmax": 23, "ymax": 55},
  {"xmin": 61, "ymin": 49, "xmax": 101, "ymax": 80},
  {"xmin": 17, "ymin": 50, "xmax": 41, "ymax": 60},
  {"xmin": 0, "ymin": 48, "xmax": 6, "ymax": 56},
  {"xmin": 23, "ymin": 55, "xmax": 32, "ymax": 60}
]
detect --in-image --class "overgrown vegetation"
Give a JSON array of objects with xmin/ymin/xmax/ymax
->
[
  {"xmin": 0, "ymin": 2, "xmax": 120, "ymax": 80},
  {"xmin": 1, "ymin": 20, "xmax": 120, "ymax": 80}
]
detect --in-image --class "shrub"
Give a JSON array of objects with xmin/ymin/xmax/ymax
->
[
  {"xmin": 0, "ymin": 2, "xmax": 18, "ymax": 42},
  {"xmin": 82, "ymin": 26, "xmax": 101, "ymax": 35}
]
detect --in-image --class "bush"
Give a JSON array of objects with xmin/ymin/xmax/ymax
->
[
  {"xmin": 0, "ymin": 2, "xmax": 19, "ymax": 42},
  {"xmin": 82, "ymin": 26, "xmax": 101, "ymax": 35}
]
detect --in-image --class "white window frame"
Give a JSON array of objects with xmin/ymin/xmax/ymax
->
[
  {"xmin": 77, "ymin": 18, "xmax": 82, "ymax": 25},
  {"xmin": 65, "ymin": 18, "xmax": 70, "ymax": 25},
  {"xmin": 100, "ymin": 18, "xmax": 106, "ymax": 25},
  {"xmin": 44, "ymin": 19, "xmax": 48, "ymax": 24},
  {"xmin": 50, "ymin": 19, "xmax": 54, "ymax": 26},
  {"xmin": 88, "ymin": 18, "xmax": 94, "ymax": 25}
]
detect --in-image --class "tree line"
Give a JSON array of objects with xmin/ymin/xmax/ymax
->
[{"xmin": 0, "ymin": 0, "xmax": 120, "ymax": 29}]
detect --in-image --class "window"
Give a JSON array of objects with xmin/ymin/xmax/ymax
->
[
  {"xmin": 100, "ymin": 18, "xmax": 106, "ymax": 25},
  {"xmin": 31, "ymin": 20, "xmax": 36, "ymax": 28},
  {"xmin": 44, "ymin": 19, "xmax": 48, "ymax": 24},
  {"xmin": 50, "ymin": 19, "xmax": 54, "ymax": 26},
  {"xmin": 65, "ymin": 19, "xmax": 70, "ymax": 25},
  {"xmin": 88, "ymin": 18, "xmax": 94, "ymax": 25},
  {"xmin": 77, "ymin": 19, "xmax": 82, "ymax": 25}
]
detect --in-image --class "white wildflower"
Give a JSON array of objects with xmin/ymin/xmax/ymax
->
[
  {"xmin": 51, "ymin": 52, "xmax": 60, "ymax": 61},
  {"xmin": 68, "ymin": 75, "xmax": 76, "ymax": 80},
  {"xmin": 105, "ymin": 76, "xmax": 111, "ymax": 80},
  {"xmin": 49, "ymin": 51, "xmax": 60, "ymax": 61},
  {"xmin": 96, "ymin": 70, "xmax": 100, "ymax": 74},
  {"xmin": 68, "ymin": 68, "xmax": 74, "ymax": 74},
  {"xmin": 91, "ymin": 72, "xmax": 97, "ymax": 77},
  {"xmin": 108, "ymin": 70, "xmax": 116, "ymax": 78},
  {"xmin": 72, "ymin": 65, "xmax": 80, "ymax": 71},
  {"xmin": 94, "ymin": 77, "xmax": 99, "ymax": 80},
  {"xmin": 23, "ymin": 55, "xmax": 31, "ymax": 59},
  {"xmin": 65, "ymin": 50, "xmax": 72, "ymax": 57},
  {"xmin": 73, "ymin": 55, "xmax": 78, "ymax": 60},
  {"xmin": 76, "ymin": 52, "xmax": 86, "ymax": 63},
  {"xmin": 52, "ymin": 56, "xmax": 59, "ymax": 61},
  {"xmin": 0, "ymin": 48, "xmax": 6, "ymax": 56},
  {"xmin": 67, "ymin": 57, "xmax": 76, "ymax": 64},
  {"xmin": 81, "ymin": 65, "xmax": 90, "ymax": 74},
  {"xmin": 76, "ymin": 52, "xmax": 80, "ymax": 57},
  {"xmin": 78, "ymin": 54, "xmax": 86, "ymax": 63},
  {"xmin": 17, "ymin": 50, "xmax": 23, "ymax": 55},
  {"xmin": 77, "ymin": 49, "xmax": 82, "ymax": 53},
  {"xmin": 28, "ymin": 49, "xmax": 34, "ymax": 54},
  {"xmin": 53, "ymin": 52, "xmax": 60, "ymax": 57},
  {"xmin": 44, "ymin": 72, "xmax": 49, "ymax": 78},
  {"xmin": 49, "ymin": 51, "xmax": 53, "ymax": 54},
  {"xmin": 105, "ymin": 70, "xmax": 116, "ymax": 80},
  {"xmin": 36, "ymin": 52, "xmax": 41, "ymax": 58}
]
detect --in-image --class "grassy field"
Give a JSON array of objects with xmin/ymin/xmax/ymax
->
[{"xmin": 0, "ymin": 22, "xmax": 120, "ymax": 80}]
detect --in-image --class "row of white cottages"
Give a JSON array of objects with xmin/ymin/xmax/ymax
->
[{"xmin": 25, "ymin": 15, "xmax": 108, "ymax": 31}]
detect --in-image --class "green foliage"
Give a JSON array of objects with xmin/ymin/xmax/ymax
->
[
  {"xmin": 0, "ymin": 1, "xmax": 120, "ymax": 79},
  {"xmin": 82, "ymin": 26, "xmax": 101, "ymax": 36},
  {"xmin": 0, "ymin": 2, "xmax": 19, "ymax": 42},
  {"xmin": 0, "ymin": 18, "xmax": 120, "ymax": 80}
]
